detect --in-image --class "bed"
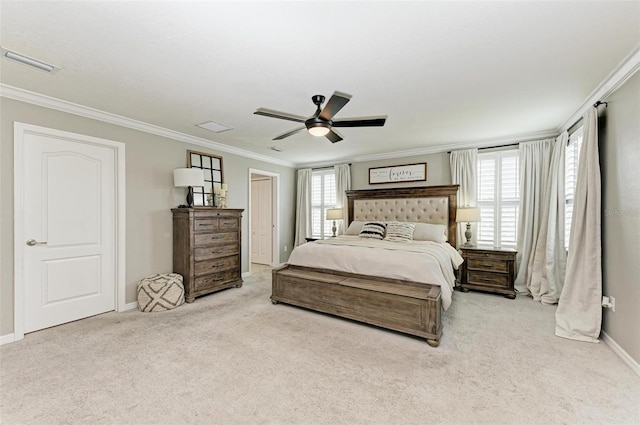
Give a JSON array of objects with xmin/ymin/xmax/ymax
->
[{"xmin": 271, "ymin": 185, "xmax": 460, "ymax": 346}]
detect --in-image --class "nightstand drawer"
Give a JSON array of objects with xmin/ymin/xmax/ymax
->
[
  {"xmin": 467, "ymin": 257, "xmax": 508, "ymax": 273},
  {"xmin": 467, "ymin": 270, "xmax": 509, "ymax": 288}
]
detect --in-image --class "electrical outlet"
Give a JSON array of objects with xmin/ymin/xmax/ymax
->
[
  {"xmin": 610, "ymin": 296, "xmax": 616, "ymax": 312},
  {"xmin": 284, "ymin": 245, "xmax": 288, "ymax": 252},
  {"xmin": 602, "ymin": 295, "xmax": 616, "ymax": 312}
]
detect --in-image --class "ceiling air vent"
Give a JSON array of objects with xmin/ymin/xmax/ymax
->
[
  {"xmin": 1, "ymin": 47, "xmax": 60, "ymax": 74},
  {"xmin": 196, "ymin": 120, "xmax": 233, "ymax": 133}
]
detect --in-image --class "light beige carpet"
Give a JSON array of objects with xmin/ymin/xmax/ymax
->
[{"xmin": 1, "ymin": 265, "xmax": 638, "ymax": 425}]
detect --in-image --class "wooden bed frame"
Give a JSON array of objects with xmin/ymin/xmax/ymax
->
[{"xmin": 271, "ymin": 185, "xmax": 459, "ymax": 347}]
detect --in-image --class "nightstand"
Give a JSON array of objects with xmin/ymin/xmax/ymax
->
[{"xmin": 458, "ymin": 246, "xmax": 517, "ymax": 299}]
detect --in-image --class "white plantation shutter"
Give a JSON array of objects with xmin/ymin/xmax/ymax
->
[
  {"xmin": 477, "ymin": 150, "xmax": 519, "ymax": 248},
  {"xmin": 311, "ymin": 169, "xmax": 337, "ymax": 238},
  {"xmin": 565, "ymin": 127, "xmax": 583, "ymax": 250}
]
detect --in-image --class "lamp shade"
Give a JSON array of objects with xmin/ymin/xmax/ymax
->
[
  {"xmin": 456, "ymin": 207, "xmax": 481, "ymax": 223},
  {"xmin": 326, "ymin": 208, "xmax": 343, "ymax": 220},
  {"xmin": 173, "ymin": 168, "xmax": 204, "ymax": 188}
]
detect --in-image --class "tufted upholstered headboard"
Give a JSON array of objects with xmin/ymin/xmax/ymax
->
[{"xmin": 345, "ymin": 185, "xmax": 459, "ymax": 247}]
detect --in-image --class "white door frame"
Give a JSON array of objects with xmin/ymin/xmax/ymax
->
[
  {"xmin": 13, "ymin": 122, "xmax": 126, "ymax": 341},
  {"xmin": 248, "ymin": 168, "xmax": 280, "ymax": 272}
]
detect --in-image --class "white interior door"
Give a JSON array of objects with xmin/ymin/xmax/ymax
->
[
  {"xmin": 22, "ymin": 131, "xmax": 116, "ymax": 333},
  {"xmin": 251, "ymin": 177, "xmax": 272, "ymax": 265}
]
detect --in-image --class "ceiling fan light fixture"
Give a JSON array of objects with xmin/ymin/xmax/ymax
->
[{"xmin": 307, "ymin": 124, "xmax": 330, "ymax": 137}]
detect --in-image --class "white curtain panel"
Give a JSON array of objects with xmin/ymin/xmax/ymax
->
[
  {"xmin": 556, "ymin": 107, "xmax": 602, "ymax": 343},
  {"xmin": 514, "ymin": 139, "xmax": 555, "ymax": 294},
  {"xmin": 294, "ymin": 168, "xmax": 312, "ymax": 247},
  {"xmin": 528, "ymin": 132, "xmax": 567, "ymax": 304},
  {"xmin": 334, "ymin": 164, "xmax": 351, "ymax": 236},
  {"xmin": 450, "ymin": 148, "xmax": 477, "ymax": 247}
]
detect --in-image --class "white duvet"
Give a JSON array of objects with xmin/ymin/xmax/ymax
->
[{"xmin": 287, "ymin": 236, "xmax": 463, "ymax": 310}]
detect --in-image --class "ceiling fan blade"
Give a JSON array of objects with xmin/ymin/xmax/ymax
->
[
  {"xmin": 273, "ymin": 126, "xmax": 306, "ymax": 140},
  {"xmin": 325, "ymin": 129, "xmax": 343, "ymax": 143},
  {"xmin": 319, "ymin": 91, "xmax": 352, "ymax": 120},
  {"xmin": 332, "ymin": 115, "xmax": 387, "ymax": 127},
  {"xmin": 254, "ymin": 108, "xmax": 307, "ymax": 123}
]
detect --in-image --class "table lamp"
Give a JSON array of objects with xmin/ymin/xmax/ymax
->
[
  {"xmin": 456, "ymin": 207, "xmax": 481, "ymax": 247},
  {"xmin": 174, "ymin": 168, "xmax": 205, "ymax": 208},
  {"xmin": 326, "ymin": 208, "xmax": 343, "ymax": 238}
]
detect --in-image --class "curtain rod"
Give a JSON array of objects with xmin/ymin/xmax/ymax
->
[
  {"xmin": 566, "ymin": 101, "xmax": 608, "ymax": 136},
  {"xmin": 311, "ymin": 163, "xmax": 352, "ymax": 171}
]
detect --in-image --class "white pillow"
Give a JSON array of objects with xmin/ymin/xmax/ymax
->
[
  {"xmin": 384, "ymin": 222, "xmax": 416, "ymax": 242},
  {"xmin": 358, "ymin": 221, "xmax": 387, "ymax": 240},
  {"xmin": 413, "ymin": 223, "xmax": 447, "ymax": 242},
  {"xmin": 345, "ymin": 220, "xmax": 364, "ymax": 236}
]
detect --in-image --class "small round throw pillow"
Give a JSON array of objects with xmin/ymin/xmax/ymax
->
[{"xmin": 137, "ymin": 273, "xmax": 185, "ymax": 312}]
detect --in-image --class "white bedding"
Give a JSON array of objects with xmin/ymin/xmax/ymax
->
[{"xmin": 286, "ymin": 236, "xmax": 463, "ymax": 310}]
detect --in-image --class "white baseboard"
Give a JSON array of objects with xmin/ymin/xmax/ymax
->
[
  {"xmin": 0, "ymin": 333, "xmax": 23, "ymax": 345},
  {"xmin": 601, "ymin": 331, "xmax": 640, "ymax": 378},
  {"xmin": 124, "ymin": 302, "xmax": 138, "ymax": 311}
]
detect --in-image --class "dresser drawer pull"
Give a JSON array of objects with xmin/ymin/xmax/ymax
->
[
  {"xmin": 212, "ymin": 277, "xmax": 224, "ymax": 282},
  {"xmin": 477, "ymin": 277, "xmax": 494, "ymax": 282},
  {"xmin": 211, "ymin": 235, "xmax": 225, "ymax": 239},
  {"xmin": 211, "ymin": 263, "xmax": 225, "ymax": 268},
  {"xmin": 199, "ymin": 223, "xmax": 213, "ymax": 226},
  {"xmin": 480, "ymin": 263, "xmax": 495, "ymax": 268}
]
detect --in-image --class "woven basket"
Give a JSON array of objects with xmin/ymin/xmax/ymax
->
[{"xmin": 137, "ymin": 273, "xmax": 185, "ymax": 312}]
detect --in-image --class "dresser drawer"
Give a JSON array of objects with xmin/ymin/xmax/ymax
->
[
  {"xmin": 194, "ymin": 244, "xmax": 239, "ymax": 261},
  {"xmin": 195, "ymin": 232, "xmax": 238, "ymax": 246},
  {"xmin": 194, "ymin": 270, "xmax": 241, "ymax": 291},
  {"xmin": 194, "ymin": 218, "xmax": 219, "ymax": 232},
  {"xmin": 467, "ymin": 257, "xmax": 508, "ymax": 273},
  {"xmin": 467, "ymin": 270, "xmax": 509, "ymax": 288},
  {"xmin": 195, "ymin": 256, "xmax": 239, "ymax": 276},
  {"xmin": 219, "ymin": 217, "xmax": 239, "ymax": 230}
]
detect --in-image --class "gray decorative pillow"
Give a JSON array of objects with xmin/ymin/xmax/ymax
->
[
  {"xmin": 384, "ymin": 221, "xmax": 416, "ymax": 242},
  {"xmin": 359, "ymin": 221, "xmax": 387, "ymax": 240}
]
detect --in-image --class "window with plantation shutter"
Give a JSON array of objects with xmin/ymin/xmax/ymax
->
[
  {"xmin": 311, "ymin": 169, "xmax": 336, "ymax": 238},
  {"xmin": 565, "ymin": 126, "xmax": 583, "ymax": 250},
  {"xmin": 477, "ymin": 149, "xmax": 519, "ymax": 248}
]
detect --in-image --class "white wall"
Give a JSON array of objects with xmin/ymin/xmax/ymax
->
[{"xmin": 0, "ymin": 97, "xmax": 296, "ymax": 337}]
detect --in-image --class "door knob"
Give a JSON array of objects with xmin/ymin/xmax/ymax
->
[{"xmin": 26, "ymin": 239, "xmax": 47, "ymax": 246}]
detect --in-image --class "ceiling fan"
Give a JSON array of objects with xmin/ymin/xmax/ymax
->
[{"xmin": 254, "ymin": 91, "xmax": 387, "ymax": 143}]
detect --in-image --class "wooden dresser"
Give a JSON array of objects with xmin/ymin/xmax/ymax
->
[
  {"xmin": 458, "ymin": 246, "xmax": 517, "ymax": 299},
  {"xmin": 172, "ymin": 208, "xmax": 244, "ymax": 302}
]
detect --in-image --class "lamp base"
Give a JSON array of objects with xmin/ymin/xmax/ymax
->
[
  {"xmin": 186, "ymin": 186, "xmax": 194, "ymax": 208},
  {"xmin": 464, "ymin": 222, "xmax": 474, "ymax": 247},
  {"xmin": 331, "ymin": 220, "xmax": 337, "ymax": 238}
]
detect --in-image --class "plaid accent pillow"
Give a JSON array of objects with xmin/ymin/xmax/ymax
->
[
  {"xmin": 384, "ymin": 222, "xmax": 416, "ymax": 242},
  {"xmin": 358, "ymin": 221, "xmax": 387, "ymax": 240}
]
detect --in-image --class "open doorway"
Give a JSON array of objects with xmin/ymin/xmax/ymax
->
[{"xmin": 248, "ymin": 169, "xmax": 279, "ymax": 273}]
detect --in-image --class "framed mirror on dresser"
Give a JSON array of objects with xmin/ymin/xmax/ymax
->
[{"xmin": 187, "ymin": 149, "xmax": 224, "ymax": 207}]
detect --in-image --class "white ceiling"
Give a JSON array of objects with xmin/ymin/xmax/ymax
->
[{"xmin": 1, "ymin": 1, "xmax": 638, "ymax": 167}]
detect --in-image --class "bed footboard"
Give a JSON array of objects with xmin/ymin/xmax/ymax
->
[{"xmin": 271, "ymin": 264, "xmax": 442, "ymax": 346}]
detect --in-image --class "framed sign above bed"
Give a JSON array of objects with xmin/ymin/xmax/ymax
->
[{"xmin": 369, "ymin": 162, "xmax": 426, "ymax": 184}]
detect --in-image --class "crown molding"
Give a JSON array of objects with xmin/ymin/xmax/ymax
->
[
  {"xmin": 558, "ymin": 44, "xmax": 640, "ymax": 133},
  {"xmin": 298, "ymin": 129, "xmax": 559, "ymax": 168},
  {"xmin": 0, "ymin": 84, "xmax": 295, "ymax": 168}
]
